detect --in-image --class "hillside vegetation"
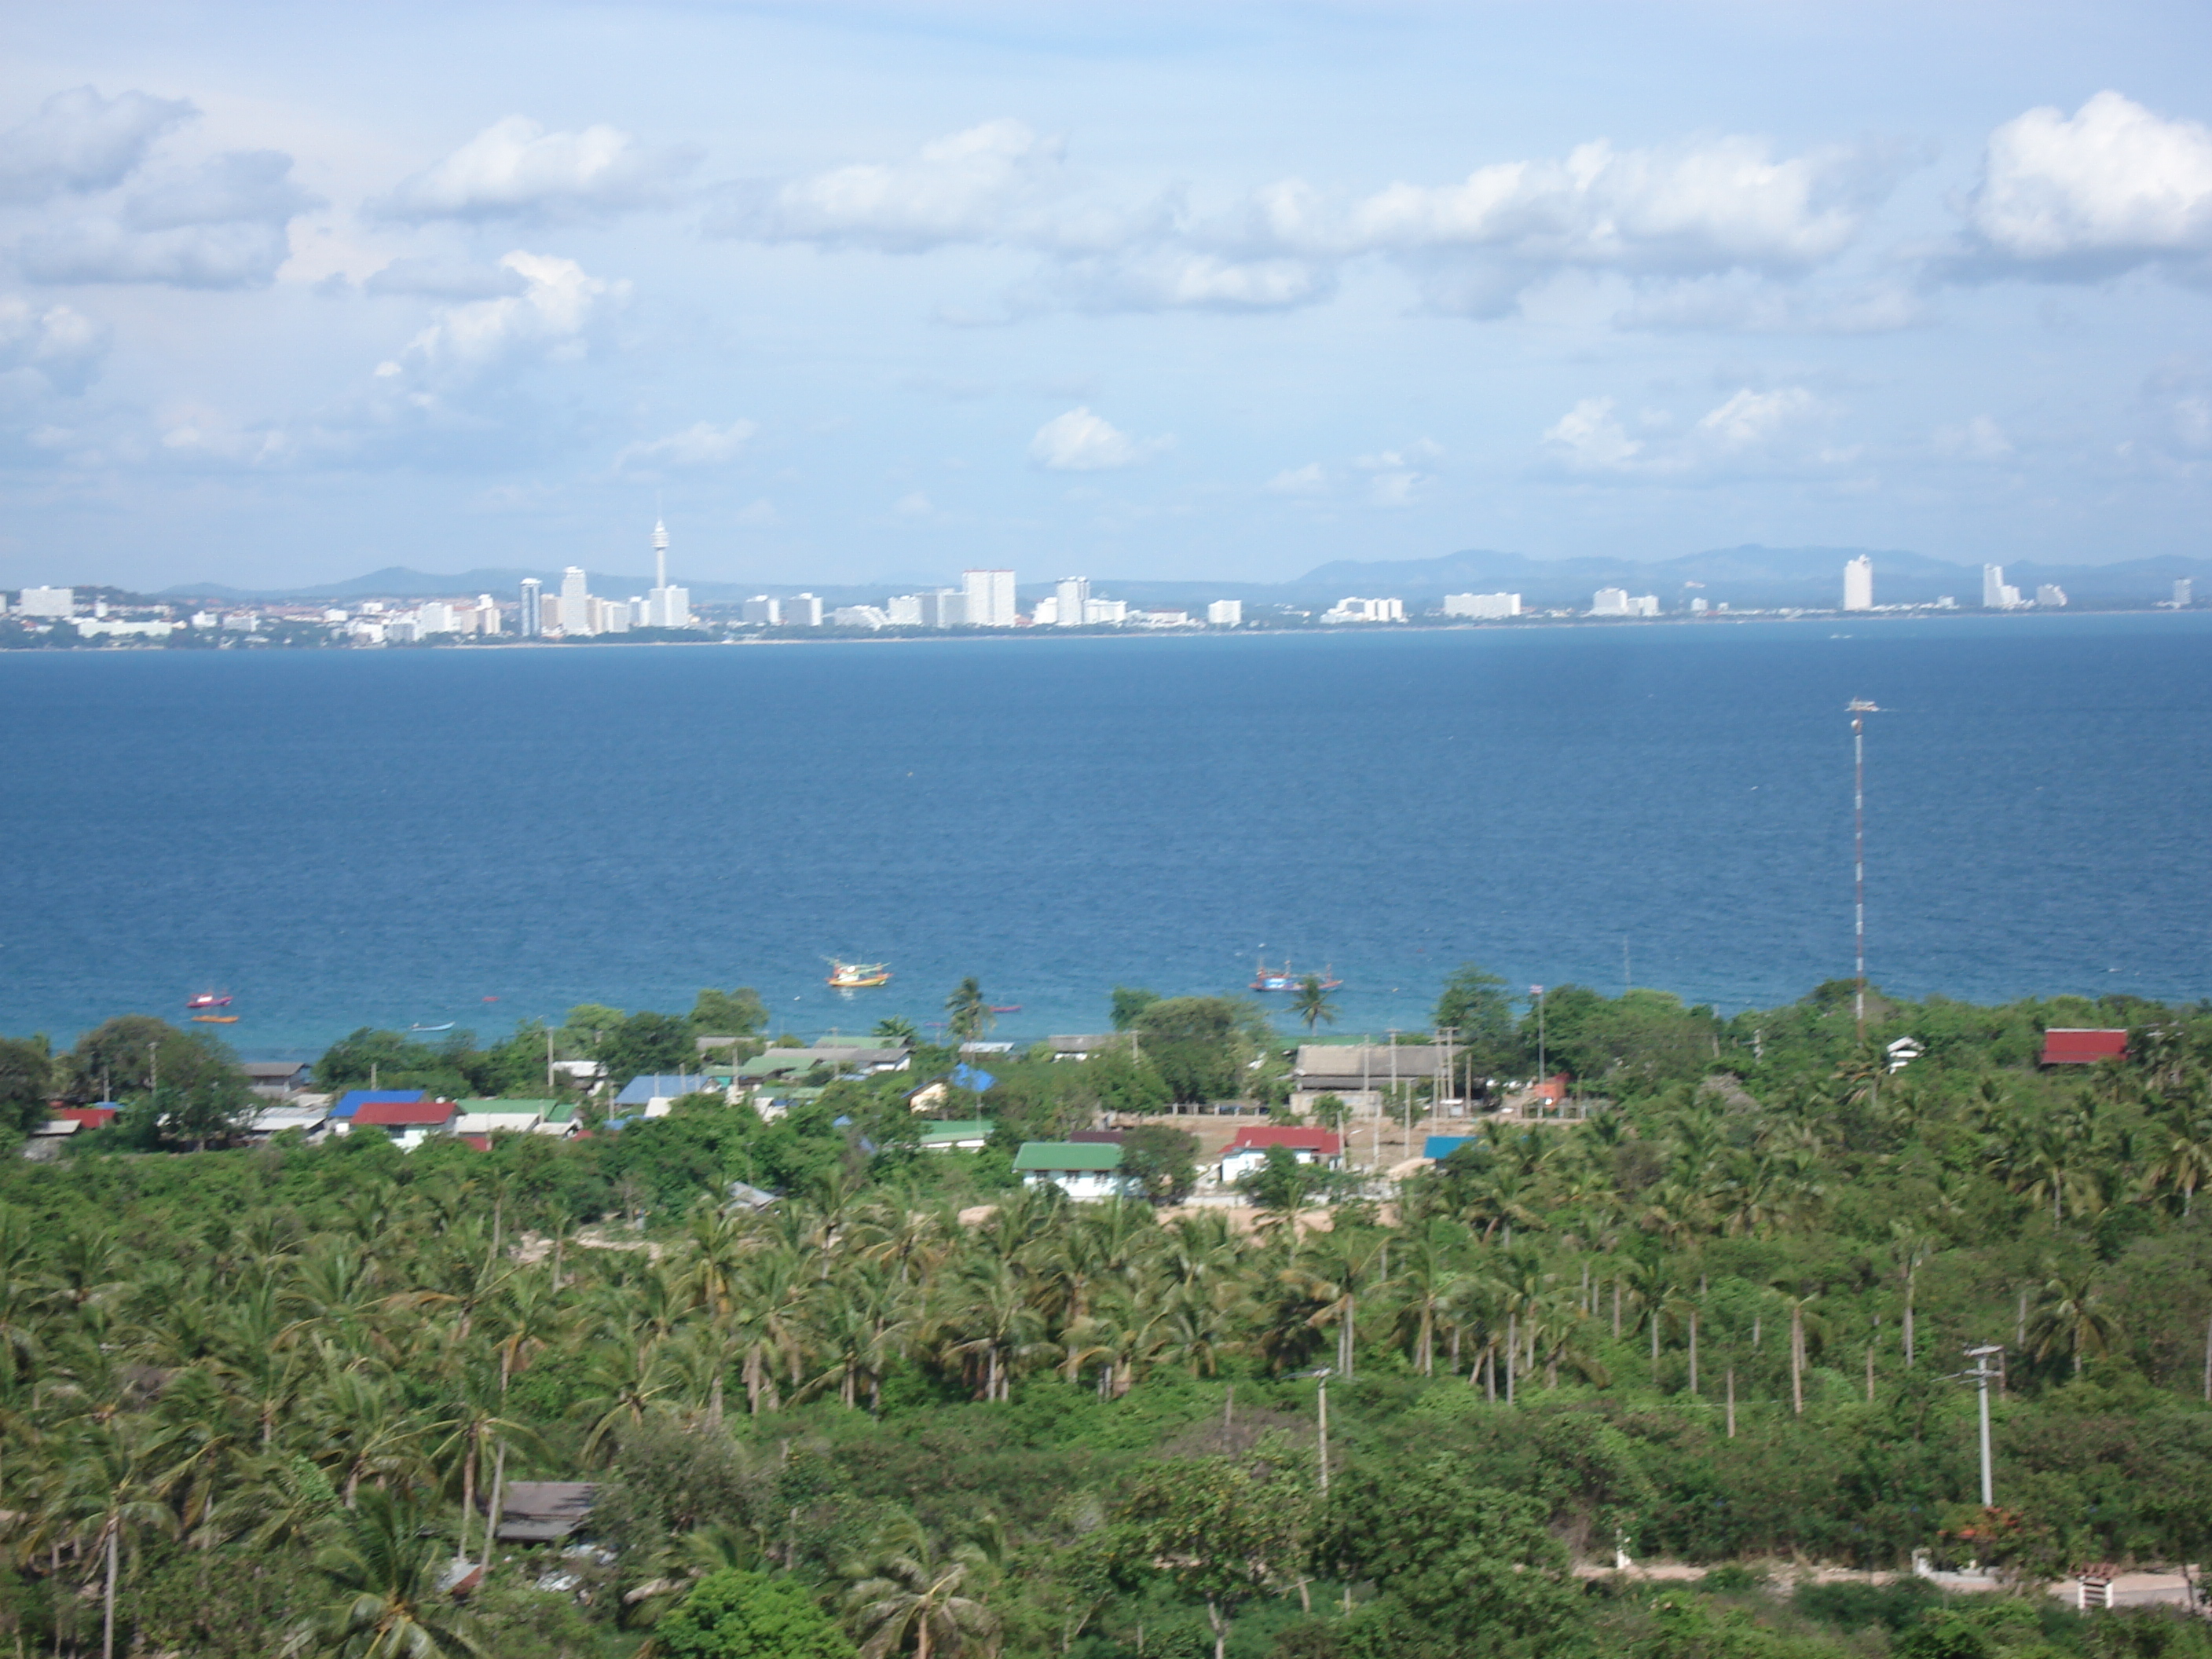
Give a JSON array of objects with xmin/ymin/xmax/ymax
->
[{"xmin": 0, "ymin": 973, "xmax": 2209, "ymax": 1658}]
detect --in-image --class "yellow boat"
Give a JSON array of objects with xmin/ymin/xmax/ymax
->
[{"xmin": 826, "ymin": 959, "xmax": 892, "ymax": 988}]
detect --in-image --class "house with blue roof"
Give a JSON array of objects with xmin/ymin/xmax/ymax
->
[{"xmin": 610, "ymin": 1074, "xmax": 721, "ymax": 1118}]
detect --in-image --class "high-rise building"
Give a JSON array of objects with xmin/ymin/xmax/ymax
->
[
  {"xmin": 2175, "ymin": 579, "xmax": 2193, "ymax": 608},
  {"xmin": 1082, "ymin": 598, "xmax": 1127, "ymax": 624},
  {"xmin": 478, "ymin": 593, "xmax": 500, "ymax": 635},
  {"xmin": 15, "ymin": 585, "xmax": 73, "ymax": 617},
  {"xmin": 1207, "ymin": 599, "xmax": 1243, "ymax": 627},
  {"xmin": 519, "ymin": 578, "xmax": 542, "ymax": 638},
  {"xmin": 1324, "ymin": 596, "xmax": 1406, "ymax": 622},
  {"xmin": 742, "ymin": 596, "xmax": 781, "ymax": 625},
  {"xmin": 886, "ymin": 595, "xmax": 924, "ymax": 626},
  {"xmin": 1590, "ymin": 588, "xmax": 1632, "ymax": 617},
  {"xmin": 962, "ymin": 568, "xmax": 1017, "ymax": 628},
  {"xmin": 560, "ymin": 566, "xmax": 591, "ymax": 634},
  {"xmin": 2036, "ymin": 584, "xmax": 2068, "ymax": 608},
  {"xmin": 919, "ymin": 589, "xmax": 965, "ymax": 628},
  {"xmin": 645, "ymin": 519, "xmax": 691, "ymax": 628},
  {"xmin": 1443, "ymin": 592, "xmax": 1520, "ymax": 619},
  {"xmin": 1030, "ymin": 597, "xmax": 1059, "ymax": 624},
  {"xmin": 1843, "ymin": 556, "xmax": 1873, "ymax": 612},
  {"xmin": 1981, "ymin": 564, "xmax": 2023, "ymax": 610},
  {"xmin": 1055, "ymin": 576, "xmax": 1090, "ymax": 628},
  {"xmin": 785, "ymin": 593, "xmax": 823, "ymax": 627}
]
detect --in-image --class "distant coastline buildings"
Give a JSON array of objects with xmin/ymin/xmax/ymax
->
[
  {"xmin": 1443, "ymin": 591, "xmax": 1522, "ymax": 619},
  {"xmin": 1590, "ymin": 588, "xmax": 1659, "ymax": 617},
  {"xmin": 1982, "ymin": 563, "xmax": 2024, "ymax": 610}
]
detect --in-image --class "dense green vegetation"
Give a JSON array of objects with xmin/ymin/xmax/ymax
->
[{"xmin": 0, "ymin": 972, "xmax": 2210, "ymax": 1657}]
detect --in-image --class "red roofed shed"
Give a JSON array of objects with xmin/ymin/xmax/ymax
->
[
  {"xmin": 53, "ymin": 1107, "xmax": 119, "ymax": 1129},
  {"xmin": 1229, "ymin": 1126, "xmax": 1344, "ymax": 1158},
  {"xmin": 352, "ymin": 1099, "xmax": 459, "ymax": 1128},
  {"xmin": 2041, "ymin": 1028, "xmax": 2127, "ymax": 1066}
]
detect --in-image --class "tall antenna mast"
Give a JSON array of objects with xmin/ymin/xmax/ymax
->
[{"xmin": 1848, "ymin": 700, "xmax": 1881, "ymax": 1040}]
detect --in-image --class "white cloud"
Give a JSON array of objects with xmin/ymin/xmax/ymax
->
[
  {"xmin": 1544, "ymin": 397, "xmax": 1644, "ymax": 470},
  {"xmin": 374, "ymin": 115, "xmax": 698, "ymax": 221},
  {"xmin": 1266, "ymin": 462, "xmax": 1326, "ymax": 494},
  {"xmin": 613, "ymin": 419, "xmax": 757, "ymax": 471},
  {"xmin": 380, "ymin": 250, "xmax": 627, "ymax": 381},
  {"xmin": 0, "ymin": 86, "xmax": 194, "ymax": 203},
  {"xmin": 1694, "ymin": 386, "xmax": 1818, "ymax": 451},
  {"xmin": 1027, "ymin": 406, "xmax": 1169, "ymax": 471},
  {"xmin": 1934, "ymin": 414, "xmax": 2014, "ymax": 459},
  {"xmin": 1962, "ymin": 92, "xmax": 2212, "ymax": 273},
  {"xmin": 1544, "ymin": 386, "xmax": 1826, "ymax": 476},
  {"xmin": 16, "ymin": 151, "xmax": 320, "ymax": 289},
  {"xmin": 713, "ymin": 119, "xmax": 1068, "ymax": 253},
  {"xmin": 0, "ymin": 297, "xmax": 108, "ymax": 393},
  {"xmin": 1614, "ymin": 276, "xmax": 1928, "ymax": 334},
  {"xmin": 363, "ymin": 257, "xmax": 528, "ymax": 299},
  {"xmin": 894, "ymin": 490, "xmax": 933, "ymax": 515}
]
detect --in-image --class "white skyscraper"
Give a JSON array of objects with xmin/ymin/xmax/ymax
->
[
  {"xmin": 519, "ymin": 577, "xmax": 541, "ymax": 638},
  {"xmin": 2036, "ymin": 584, "xmax": 2067, "ymax": 608},
  {"xmin": 1207, "ymin": 599, "xmax": 1243, "ymax": 626},
  {"xmin": 477, "ymin": 594, "xmax": 501, "ymax": 635},
  {"xmin": 560, "ymin": 566, "xmax": 591, "ymax": 634},
  {"xmin": 15, "ymin": 585, "xmax": 73, "ymax": 617},
  {"xmin": 1443, "ymin": 592, "xmax": 1521, "ymax": 619},
  {"xmin": 1054, "ymin": 576, "xmax": 1089, "ymax": 628},
  {"xmin": 1843, "ymin": 556, "xmax": 1873, "ymax": 611},
  {"xmin": 1980, "ymin": 564, "xmax": 2023, "ymax": 610},
  {"xmin": 1590, "ymin": 588, "xmax": 1632, "ymax": 617},
  {"xmin": 962, "ymin": 568, "xmax": 1017, "ymax": 628},
  {"xmin": 646, "ymin": 519, "xmax": 691, "ymax": 628}
]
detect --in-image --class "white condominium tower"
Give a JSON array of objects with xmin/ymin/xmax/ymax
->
[
  {"xmin": 962, "ymin": 568, "xmax": 1017, "ymax": 627},
  {"xmin": 559, "ymin": 566, "xmax": 591, "ymax": 632},
  {"xmin": 1054, "ymin": 575, "xmax": 1090, "ymax": 628},
  {"xmin": 1843, "ymin": 555, "xmax": 1873, "ymax": 612},
  {"xmin": 646, "ymin": 519, "xmax": 691, "ymax": 628}
]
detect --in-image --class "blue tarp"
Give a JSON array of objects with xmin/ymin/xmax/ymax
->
[
  {"xmin": 1423, "ymin": 1135, "xmax": 1477, "ymax": 1161},
  {"xmin": 613, "ymin": 1073, "xmax": 713, "ymax": 1107},
  {"xmin": 951, "ymin": 1064, "xmax": 995, "ymax": 1093}
]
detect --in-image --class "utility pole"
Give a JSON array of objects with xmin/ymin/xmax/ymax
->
[
  {"xmin": 1967, "ymin": 1344, "xmax": 2001, "ymax": 1506},
  {"xmin": 1313, "ymin": 1368, "xmax": 1332, "ymax": 1494},
  {"xmin": 1848, "ymin": 700, "xmax": 1881, "ymax": 1042},
  {"xmin": 1531, "ymin": 986, "xmax": 1547, "ymax": 1097}
]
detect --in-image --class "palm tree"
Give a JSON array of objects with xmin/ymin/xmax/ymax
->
[
  {"xmin": 2027, "ymin": 1269, "xmax": 2120, "ymax": 1375},
  {"xmin": 1289, "ymin": 976, "xmax": 1336, "ymax": 1035},
  {"xmin": 281, "ymin": 1487, "xmax": 481, "ymax": 1658},
  {"xmin": 874, "ymin": 1016, "xmax": 920, "ymax": 1046},
  {"xmin": 2141, "ymin": 1114, "xmax": 2212, "ymax": 1218},
  {"xmin": 945, "ymin": 979, "xmax": 991, "ymax": 1045},
  {"xmin": 840, "ymin": 1511, "xmax": 1000, "ymax": 1659},
  {"xmin": 39, "ymin": 1415, "xmax": 184, "ymax": 1659}
]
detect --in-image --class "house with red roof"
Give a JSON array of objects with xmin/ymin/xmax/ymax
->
[
  {"xmin": 348, "ymin": 1097, "xmax": 459, "ymax": 1149},
  {"xmin": 2040, "ymin": 1028, "xmax": 2127, "ymax": 1067},
  {"xmin": 1220, "ymin": 1125, "xmax": 1344, "ymax": 1184}
]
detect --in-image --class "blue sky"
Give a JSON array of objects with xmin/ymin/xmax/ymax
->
[{"xmin": 3, "ymin": 0, "xmax": 2210, "ymax": 591}]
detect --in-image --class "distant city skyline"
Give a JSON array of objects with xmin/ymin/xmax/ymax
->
[{"xmin": 3, "ymin": 2, "xmax": 2210, "ymax": 591}]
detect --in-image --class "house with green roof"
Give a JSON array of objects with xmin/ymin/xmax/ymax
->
[
  {"xmin": 917, "ymin": 1119, "xmax": 993, "ymax": 1152},
  {"xmin": 1013, "ymin": 1140, "xmax": 1132, "ymax": 1201}
]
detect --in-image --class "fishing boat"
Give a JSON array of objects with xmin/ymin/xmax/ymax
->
[
  {"xmin": 185, "ymin": 991, "xmax": 232, "ymax": 1010},
  {"xmin": 409, "ymin": 1023, "xmax": 455, "ymax": 1034},
  {"xmin": 826, "ymin": 959, "xmax": 892, "ymax": 989},
  {"xmin": 1249, "ymin": 959, "xmax": 1342, "ymax": 993},
  {"xmin": 990, "ymin": 1005, "xmax": 1021, "ymax": 1014},
  {"xmin": 191, "ymin": 1014, "xmax": 240, "ymax": 1024}
]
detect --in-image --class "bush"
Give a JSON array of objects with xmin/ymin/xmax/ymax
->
[{"xmin": 654, "ymin": 1569, "xmax": 855, "ymax": 1659}]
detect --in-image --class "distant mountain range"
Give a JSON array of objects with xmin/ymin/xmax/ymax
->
[{"xmin": 159, "ymin": 546, "xmax": 2212, "ymax": 610}]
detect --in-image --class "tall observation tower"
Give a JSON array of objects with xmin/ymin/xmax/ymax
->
[{"xmin": 647, "ymin": 519, "xmax": 691, "ymax": 628}]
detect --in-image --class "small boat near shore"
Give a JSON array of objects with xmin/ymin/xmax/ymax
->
[
  {"xmin": 191, "ymin": 1014, "xmax": 240, "ymax": 1024},
  {"xmin": 186, "ymin": 991, "xmax": 232, "ymax": 1010},
  {"xmin": 409, "ymin": 1023, "xmax": 455, "ymax": 1034},
  {"xmin": 826, "ymin": 959, "xmax": 892, "ymax": 989}
]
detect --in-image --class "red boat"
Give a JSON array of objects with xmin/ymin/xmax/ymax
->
[
  {"xmin": 185, "ymin": 991, "xmax": 233, "ymax": 1009},
  {"xmin": 1249, "ymin": 959, "xmax": 1342, "ymax": 993}
]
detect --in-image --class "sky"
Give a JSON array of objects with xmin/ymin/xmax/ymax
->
[{"xmin": 2, "ymin": 0, "xmax": 2210, "ymax": 593}]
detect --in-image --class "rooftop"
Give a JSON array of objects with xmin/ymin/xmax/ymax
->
[{"xmin": 1013, "ymin": 1140, "xmax": 1123, "ymax": 1173}]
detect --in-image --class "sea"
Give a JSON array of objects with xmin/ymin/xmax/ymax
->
[{"xmin": 2, "ymin": 613, "xmax": 2207, "ymax": 1059}]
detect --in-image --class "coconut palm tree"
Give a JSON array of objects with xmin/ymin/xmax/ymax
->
[
  {"xmin": 1289, "ymin": 976, "xmax": 1336, "ymax": 1035},
  {"xmin": 945, "ymin": 979, "xmax": 991, "ymax": 1045},
  {"xmin": 2027, "ymin": 1269, "xmax": 2120, "ymax": 1375},
  {"xmin": 281, "ymin": 1487, "xmax": 481, "ymax": 1658},
  {"xmin": 840, "ymin": 1511, "xmax": 1000, "ymax": 1659}
]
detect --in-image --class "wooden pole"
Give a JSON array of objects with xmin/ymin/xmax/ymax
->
[{"xmin": 1726, "ymin": 1368, "xmax": 1736, "ymax": 1438}]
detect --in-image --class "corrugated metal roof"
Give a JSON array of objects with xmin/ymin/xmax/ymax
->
[
  {"xmin": 1014, "ymin": 1141, "xmax": 1123, "ymax": 1171},
  {"xmin": 332, "ymin": 1089, "xmax": 424, "ymax": 1119},
  {"xmin": 1229, "ymin": 1126, "xmax": 1342, "ymax": 1154},
  {"xmin": 353, "ymin": 1100, "xmax": 457, "ymax": 1126},
  {"xmin": 918, "ymin": 1119, "xmax": 994, "ymax": 1144},
  {"xmin": 2041, "ymin": 1028, "xmax": 2127, "ymax": 1064}
]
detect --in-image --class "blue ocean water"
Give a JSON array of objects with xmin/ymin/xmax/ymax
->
[{"xmin": 1, "ymin": 614, "xmax": 2207, "ymax": 1058}]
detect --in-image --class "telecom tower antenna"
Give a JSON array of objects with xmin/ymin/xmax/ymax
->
[{"xmin": 1848, "ymin": 700, "xmax": 1881, "ymax": 1040}]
